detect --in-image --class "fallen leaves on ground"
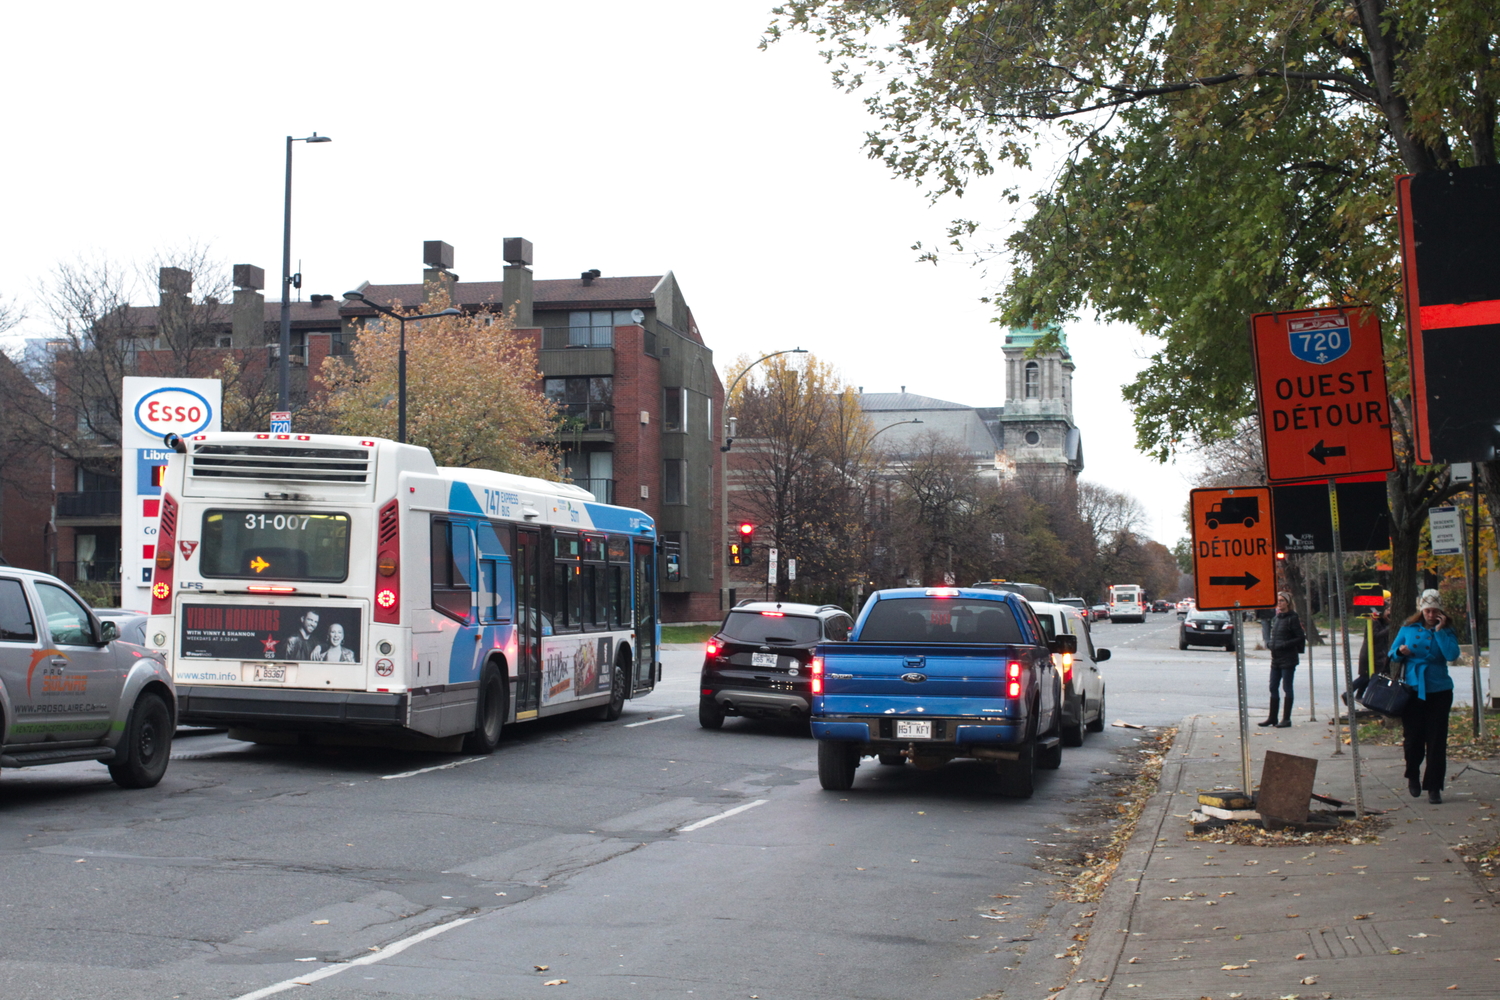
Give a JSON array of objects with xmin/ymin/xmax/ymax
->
[{"xmin": 1188, "ymin": 812, "xmax": 1390, "ymax": 847}]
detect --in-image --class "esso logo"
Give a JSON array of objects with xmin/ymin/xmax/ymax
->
[{"xmin": 134, "ymin": 387, "xmax": 214, "ymax": 437}]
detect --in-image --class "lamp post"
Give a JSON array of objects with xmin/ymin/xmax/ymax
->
[
  {"xmin": 279, "ymin": 132, "xmax": 332, "ymax": 414},
  {"xmin": 341, "ymin": 291, "xmax": 461, "ymax": 443},
  {"xmin": 864, "ymin": 418, "xmax": 922, "ymax": 452},
  {"xmin": 718, "ymin": 347, "xmax": 808, "ymax": 608}
]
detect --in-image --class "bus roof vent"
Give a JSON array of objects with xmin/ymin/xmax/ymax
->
[{"xmin": 190, "ymin": 444, "xmax": 372, "ymax": 484}]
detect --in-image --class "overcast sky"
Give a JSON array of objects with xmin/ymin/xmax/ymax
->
[{"xmin": 0, "ymin": 1, "xmax": 1196, "ymax": 545}]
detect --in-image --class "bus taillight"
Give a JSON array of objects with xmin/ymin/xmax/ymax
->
[
  {"xmin": 151, "ymin": 493, "xmax": 178, "ymax": 615},
  {"xmin": 374, "ymin": 498, "xmax": 401, "ymax": 624}
]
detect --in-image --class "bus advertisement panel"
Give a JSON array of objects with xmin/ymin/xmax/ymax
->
[{"xmin": 143, "ymin": 432, "xmax": 660, "ymax": 752}]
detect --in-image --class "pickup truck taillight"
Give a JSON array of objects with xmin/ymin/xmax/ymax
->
[
  {"xmin": 1006, "ymin": 660, "xmax": 1022, "ymax": 698},
  {"xmin": 811, "ymin": 655, "xmax": 824, "ymax": 695}
]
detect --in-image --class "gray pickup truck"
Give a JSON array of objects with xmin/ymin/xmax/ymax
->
[{"xmin": 809, "ymin": 587, "xmax": 1064, "ymax": 797}]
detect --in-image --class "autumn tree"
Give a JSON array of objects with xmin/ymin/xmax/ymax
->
[
  {"xmin": 768, "ymin": 1, "xmax": 1498, "ymax": 620},
  {"xmin": 313, "ymin": 291, "xmax": 559, "ymax": 477},
  {"xmin": 728, "ymin": 352, "xmax": 875, "ymax": 605}
]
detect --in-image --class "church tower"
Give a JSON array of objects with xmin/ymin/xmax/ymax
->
[{"xmin": 996, "ymin": 321, "xmax": 1083, "ymax": 481}]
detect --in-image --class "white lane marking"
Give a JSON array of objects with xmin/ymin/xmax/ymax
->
[
  {"xmin": 381, "ymin": 757, "xmax": 487, "ymax": 780},
  {"xmin": 624, "ymin": 714, "xmax": 684, "ymax": 728},
  {"xmin": 679, "ymin": 799, "xmax": 769, "ymax": 832},
  {"xmin": 230, "ymin": 917, "xmax": 475, "ymax": 1000}
]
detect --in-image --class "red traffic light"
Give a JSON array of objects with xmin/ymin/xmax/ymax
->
[{"xmin": 737, "ymin": 522, "xmax": 756, "ymax": 538}]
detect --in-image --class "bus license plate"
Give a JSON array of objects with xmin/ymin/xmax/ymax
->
[
  {"xmin": 250, "ymin": 664, "xmax": 287, "ymax": 683},
  {"xmin": 752, "ymin": 652, "xmax": 777, "ymax": 667},
  {"xmin": 896, "ymin": 720, "xmax": 932, "ymax": 739}
]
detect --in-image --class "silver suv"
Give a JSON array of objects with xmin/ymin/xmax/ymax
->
[{"xmin": 1, "ymin": 568, "xmax": 176, "ymax": 787}]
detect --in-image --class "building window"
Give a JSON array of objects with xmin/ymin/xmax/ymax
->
[
  {"xmin": 1024, "ymin": 430, "xmax": 1041, "ymax": 445},
  {"xmin": 331, "ymin": 328, "xmax": 355, "ymax": 356},
  {"xmin": 663, "ymin": 459, "xmax": 687, "ymax": 504},
  {"xmin": 661, "ymin": 531, "xmax": 686, "ymax": 581},
  {"xmin": 663, "ymin": 387, "xmax": 686, "ymax": 432},
  {"xmin": 545, "ymin": 376, "xmax": 614, "ymax": 432},
  {"xmin": 568, "ymin": 309, "xmax": 637, "ymax": 347},
  {"xmin": 1024, "ymin": 361, "xmax": 1039, "ymax": 399}
]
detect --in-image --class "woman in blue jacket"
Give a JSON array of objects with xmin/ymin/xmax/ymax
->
[{"xmin": 1388, "ymin": 589, "xmax": 1459, "ymax": 804}]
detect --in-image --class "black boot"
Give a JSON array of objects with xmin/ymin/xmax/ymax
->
[
  {"xmin": 1276, "ymin": 695, "xmax": 1293, "ymax": 727},
  {"xmin": 1258, "ymin": 694, "xmax": 1279, "ymax": 727}
]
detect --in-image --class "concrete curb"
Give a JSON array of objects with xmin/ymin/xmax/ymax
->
[{"xmin": 1056, "ymin": 714, "xmax": 1202, "ymax": 1000}]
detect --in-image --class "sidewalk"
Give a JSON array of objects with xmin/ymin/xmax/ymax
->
[{"xmin": 1059, "ymin": 710, "xmax": 1500, "ymax": 999}]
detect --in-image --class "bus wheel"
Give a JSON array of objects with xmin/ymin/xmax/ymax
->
[
  {"xmin": 109, "ymin": 691, "xmax": 172, "ymax": 789},
  {"xmin": 595, "ymin": 659, "xmax": 628, "ymax": 722},
  {"xmin": 462, "ymin": 664, "xmax": 505, "ymax": 754}
]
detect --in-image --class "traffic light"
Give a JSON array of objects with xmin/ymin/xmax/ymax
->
[{"xmin": 730, "ymin": 523, "xmax": 756, "ymax": 566}]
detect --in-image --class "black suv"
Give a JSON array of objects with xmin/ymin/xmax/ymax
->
[{"xmin": 699, "ymin": 601, "xmax": 853, "ymax": 728}]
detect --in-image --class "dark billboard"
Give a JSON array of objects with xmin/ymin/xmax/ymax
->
[{"xmin": 180, "ymin": 604, "xmax": 362, "ymax": 662}]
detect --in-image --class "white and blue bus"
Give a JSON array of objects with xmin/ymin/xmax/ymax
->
[
  {"xmin": 143, "ymin": 432, "xmax": 659, "ymax": 751},
  {"xmin": 1107, "ymin": 583, "xmax": 1146, "ymax": 624}
]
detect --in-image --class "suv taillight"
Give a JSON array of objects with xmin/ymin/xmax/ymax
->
[
  {"xmin": 811, "ymin": 656, "xmax": 824, "ymax": 695},
  {"xmin": 1061, "ymin": 652, "xmax": 1073, "ymax": 685},
  {"xmin": 1006, "ymin": 660, "xmax": 1022, "ymax": 698},
  {"xmin": 705, "ymin": 637, "xmax": 722, "ymax": 658}
]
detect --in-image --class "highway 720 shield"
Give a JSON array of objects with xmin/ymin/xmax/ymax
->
[{"xmin": 1191, "ymin": 487, "xmax": 1278, "ymax": 611}]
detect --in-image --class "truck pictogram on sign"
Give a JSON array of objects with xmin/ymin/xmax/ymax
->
[{"xmin": 1191, "ymin": 487, "xmax": 1278, "ymax": 611}]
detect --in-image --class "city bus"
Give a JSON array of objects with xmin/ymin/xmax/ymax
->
[
  {"xmin": 142, "ymin": 432, "xmax": 659, "ymax": 751},
  {"xmin": 1107, "ymin": 583, "xmax": 1146, "ymax": 624}
]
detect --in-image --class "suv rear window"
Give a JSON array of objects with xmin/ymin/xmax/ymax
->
[
  {"xmin": 861, "ymin": 598, "xmax": 1023, "ymax": 644},
  {"xmin": 721, "ymin": 611, "xmax": 821, "ymax": 645}
]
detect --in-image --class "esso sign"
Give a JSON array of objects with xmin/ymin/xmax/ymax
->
[{"xmin": 133, "ymin": 387, "xmax": 214, "ymax": 437}]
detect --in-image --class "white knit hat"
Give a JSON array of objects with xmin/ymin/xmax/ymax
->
[{"xmin": 1418, "ymin": 588, "xmax": 1442, "ymax": 610}]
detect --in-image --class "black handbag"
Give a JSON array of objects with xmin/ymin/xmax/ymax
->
[{"xmin": 1358, "ymin": 672, "xmax": 1414, "ymax": 716}]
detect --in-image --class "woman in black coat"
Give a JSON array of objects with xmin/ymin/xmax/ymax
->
[{"xmin": 1260, "ymin": 592, "xmax": 1306, "ymax": 728}]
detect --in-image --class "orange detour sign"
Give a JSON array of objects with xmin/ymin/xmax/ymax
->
[
  {"xmin": 1249, "ymin": 307, "xmax": 1395, "ymax": 483},
  {"xmin": 1191, "ymin": 487, "xmax": 1278, "ymax": 610}
]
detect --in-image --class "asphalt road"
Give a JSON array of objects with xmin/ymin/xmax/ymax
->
[{"xmin": 4, "ymin": 613, "xmax": 1434, "ymax": 1000}]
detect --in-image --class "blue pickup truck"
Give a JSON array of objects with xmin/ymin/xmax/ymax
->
[{"xmin": 809, "ymin": 587, "xmax": 1065, "ymax": 797}]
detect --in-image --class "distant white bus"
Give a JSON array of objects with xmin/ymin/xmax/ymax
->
[
  {"xmin": 1107, "ymin": 584, "xmax": 1146, "ymax": 624},
  {"xmin": 144, "ymin": 432, "xmax": 660, "ymax": 751}
]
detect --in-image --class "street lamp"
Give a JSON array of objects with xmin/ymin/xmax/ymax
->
[
  {"xmin": 341, "ymin": 291, "xmax": 462, "ymax": 444},
  {"xmin": 718, "ymin": 347, "xmax": 808, "ymax": 608},
  {"xmin": 865, "ymin": 418, "xmax": 922, "ymax": 450},
  {"xmin": 279, "ymin": 132, "xmax": 332, "ymax": 414}
]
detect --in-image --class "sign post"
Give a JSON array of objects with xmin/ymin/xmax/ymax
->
[
  {"xmin": 120, "ymin": 378, "xmax": 221, "ymax": 607},
  {"xmin": 1428, "ymin": 505, "xmax": 1462, "ymax": 556},
  {"xmin": 1191, "ymin": 486, "xmax": 1278, "ymax": 796}
]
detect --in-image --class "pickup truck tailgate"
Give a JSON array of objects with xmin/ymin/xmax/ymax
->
[{"xmin": 817, "ymin": 642, "xmax": 1020, "ymax": 718}]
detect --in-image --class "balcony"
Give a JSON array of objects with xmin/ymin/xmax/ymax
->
[
  {"xmin": 555, "ymin": 403, "xmax": 614, "ymax": 434},
  {"xmin": 57, "ymin": 491, "xmax": 122, "ymax": 518},
  {"xmin": 542, "ymin": 327, "xmax": 614, "ymax": 350},
  {"xmin": 569, "ymin": 478, "xmax": 614, "ymax": 503}
]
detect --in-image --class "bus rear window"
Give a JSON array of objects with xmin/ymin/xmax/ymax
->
[
  {"xmin": 860, "ymin": 598, "xmax": 1023, "ymax": 644},
  {"xmin": 200, "ymin": 510, "xmax": 351, "ymax": 582}
]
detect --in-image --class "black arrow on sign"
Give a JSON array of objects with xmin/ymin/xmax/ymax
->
[
  {"xmin": 1307, "ymin": 440, "xmax": 1347, "ymax": 464},
  {"xmin": 1209, "ymin": 572, "xmax": 1261, "ymax": 590}
]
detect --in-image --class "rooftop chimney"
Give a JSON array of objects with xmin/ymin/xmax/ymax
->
[
  {"xmin": 422, "ymin": 240, "xmax": 457, "ymax": 307},
  {"xmin": 581, "ymin": 268, "xmax": 601, "ymax": 285},
  {"xmin": 503, "ymin": 237, "xmax": 534, "ymax": 327},
  {"xmin": 231, "ymin": 264, "xmax": 264, "ymax": 348}
]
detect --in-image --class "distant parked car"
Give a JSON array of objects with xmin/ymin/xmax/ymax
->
[{"xmin": 1180, "ymin": 608, "xmax": 1235, "ymax": 650}]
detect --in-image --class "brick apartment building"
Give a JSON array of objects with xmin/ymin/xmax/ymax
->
[
  {"xmin": 341, "ymin": 239, "xmax": 725, "ymax": 623},
  {"xmin": 18, "ymin": 243, "xmax": 726, "ymax": 622}
]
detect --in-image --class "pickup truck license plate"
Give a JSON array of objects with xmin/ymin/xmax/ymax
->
[
  {"xmin": 751, "ymin": 652, "xmax": 777, "ymax": 668},
  {"xmin": 251, "ymin": 664, "xmax": 287, "ymax": 683},
  {"xmin": 896, "ymin": 720, "xmax": 933, "ymax": 739}
]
